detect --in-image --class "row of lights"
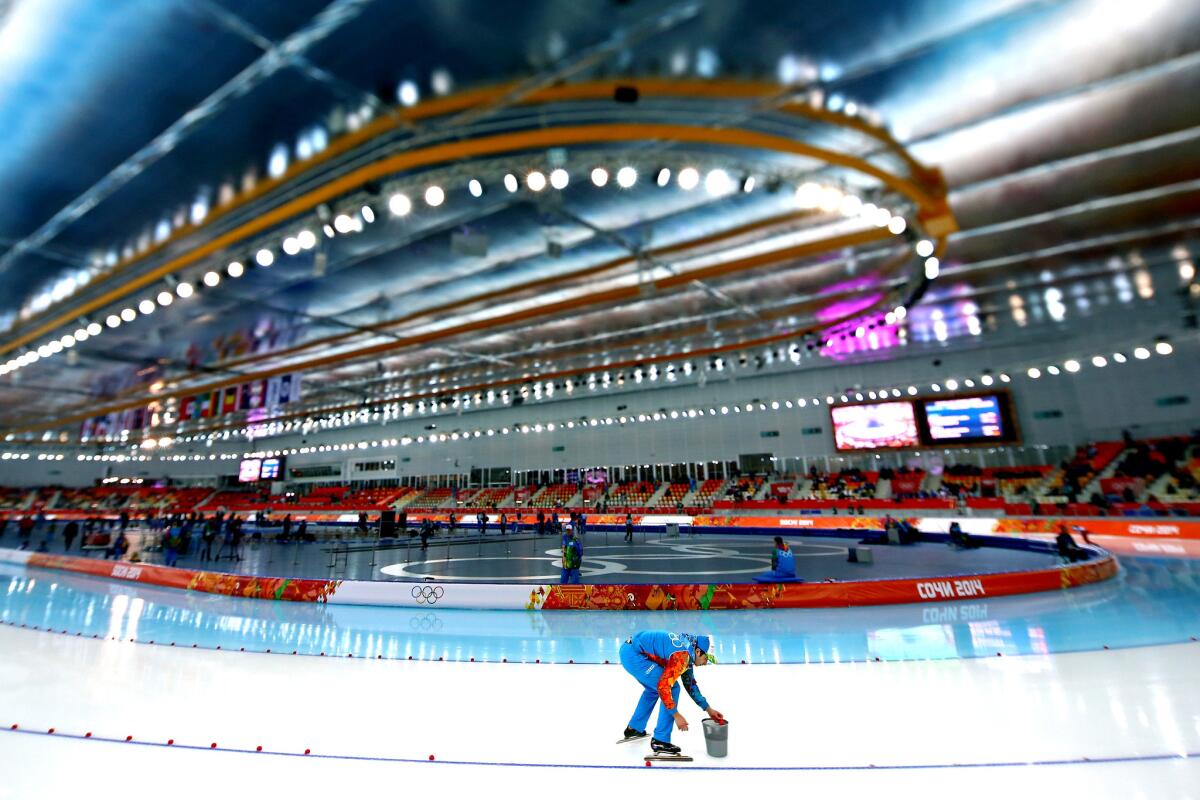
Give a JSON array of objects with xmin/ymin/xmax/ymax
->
[{"xmin": 1024, "ymin": 341, "xmax": 1173, "ymax": 379}]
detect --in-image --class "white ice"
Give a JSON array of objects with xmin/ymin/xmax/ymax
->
[{"xmin": 0, "ymin": 623, "xmax": 1198, "ymax": 799}]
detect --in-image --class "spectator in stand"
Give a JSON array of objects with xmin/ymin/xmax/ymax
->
[
  {"xmin": 536, "ymin": 510, "xmax": 546, "ymax": 537},
  {"xmin": 201, "ymin": 517, "xmax": 217, "ymax": 561},
  {"xmin": 420, "ymin": 518, "xmax": 434, "ymax": 550},
  {"xmin": 499, "ymin": 512, "xmax": 508, "ymax": 536},
  {"xmin": 625, "ymin": 513, "xmax": 635, "ymax": 543},
  {"xmin": 282, "ymin": 514, "xmax": 292, "ymax": 541},
  {"xmin": 164, "ymin": 520, "xmax": 182, "ymax": 567},
  {"xmin": 479, "ymin": 511, "xmax": 489, "ymax": 536}
]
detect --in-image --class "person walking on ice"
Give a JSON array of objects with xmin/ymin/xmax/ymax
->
[{"xmin": 618, "ymin": 631, "xmax": 724, "ymax": 758}]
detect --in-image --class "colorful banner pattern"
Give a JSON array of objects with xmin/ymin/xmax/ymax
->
[{"xmin": 0, "ymin": 542, "xmax": 1117, "ymax": 611}]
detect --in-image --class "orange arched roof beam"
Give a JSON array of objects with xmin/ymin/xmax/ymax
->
[{"xmin": 1, "ymin": 78, "xmax": 946, "ymax": 356}]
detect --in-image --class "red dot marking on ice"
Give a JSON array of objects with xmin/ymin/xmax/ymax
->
[
  {"xmin": 215, "ymin": 646, "xmax": 221, "ymax": 650},
  {"xmin": 192, "ymin": 644, "xmax": 197, "ymax": 648},
  {"xmin": 210, "ymin": 742, "xmax": 217, "ymax": 749},
  {"xmin": 348, "ymin": 653, "xmax": 353, "ymax": 658},
  {"xmin": 568, "ymin": 659, "xmax": 574, "ymax": 664},
  {"xmin": 645, "ymin": 761, "xmax": 652, "ymax": 767},
  {"xmin": 85, "ymin": 732, "xmax": 92, "ymax": 738},
  {"xmin": 239, "ymin": 648, "xmax": 244, "ymax": 652},
  {"xmin": 502, "ymin": 658, "xmax": 507, "ymax": 663},
  {"xmin": 470, "ymin": 658, "xmax": 474, "ymax": 662},
  {"xmin": 149, "ymin": 640, "xmax": 154, "ymax": 644},
  {"xmin": 170, "ymin": 642, "xmax": 175, "ymax": 647},
  {"xmin": 429, "ymin": 754, "xmax": 435, "ymax": 761},
  {"xmin": 266, "ymin": 649, "xmax": 271, "ymax": 653},
  {"xmin": 47, "ymin": 728, "xmax": 55, "ymax": 734},
  {"xmin": 407, "ymin": 656, "xmax": 413, "ymax": 660},
  {"xmin": 604, "ymin": 660, "xmax": 609, "ymax": 664},
  {"xmin": 126, "ymin": 735, "xmax": 133, "ymax": 742},
  {"xmin": 376, "ymin": 655, "xmax": 382, "ymax": 659},
  {"xmin": 304, "ymin": 748, "xmax": 311, "ymax": 755},
  {"xmin": 9, "ymin": 724, "xmax": 16, "ymax": 730},
  {"xmin": 292, "ymin": 651, "xmax": 298, "ymax": 655},
  {"xmin": 535, "ymin": 659, "xmax": 540, "ymax": 664},
  {"xmin": 167, "ymin": 739, "xmax": 174, "ymax": 746},
  {"xmin": 320, "ymin": 652, "xmax": 325, "ymax": 657},
  {"xmin": 256, "ymin": 745, "xmax": 263, "ymax": 752}
]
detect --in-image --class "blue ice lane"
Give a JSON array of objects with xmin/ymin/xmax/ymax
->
[{"xmin": 2, "ymin": 557, "xmax": 1199, "ymax": 665}]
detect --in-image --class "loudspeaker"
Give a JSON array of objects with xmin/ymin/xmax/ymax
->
[{"xmin": 613, "ymin": 85, "xmax": 639, "ymax": 103}]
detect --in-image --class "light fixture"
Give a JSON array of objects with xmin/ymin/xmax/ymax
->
[
  {"xmin": 981, "ymin": 375, "xmax": 993, "ymax": 385},
  {"xmin": 282, "ymin": 237, "xmax": 300, "ymax": 256},
  {"xmin": 549, "ymin": 168, "xmax": 569, "ymax": 190},
  {"xmin": 297, "ymin": 229, "xmax": 317, "ymax": 249},
  {"xmin": 87, "ymin": 322, "xmax": 102, "ymax": 336},
  {"xmin": 1047, "ymin": 365, "xmax": 1061, "ymax": 375},
  {"xmin": 894, "ymin": 305, "xmax": 907, "ymax": 320},
  {"xmin": 468, "ymin": 179, "xmax": 484, "ymax": 197},
  {"xmin": 227, "ymin": 261, "xmax": 244, "ymax": 278},
  {"xmin": 907, "ymin": 386, "xmax": 917, "ymax": 395},
  {"xmin": 1112, "ymin": 353, "xmax": 1127, "ymax": 363},
  {"xmin": 157, "ymin": 291, "xmax": 173, "ymax": 306},
  {"xmin": 677, "ymin": 167, "xmax": 699, "ymax": 190},
  {"xmin": 888, "ymin": 216, "xmax": 907, "ymax": 234},
  {"xmin": 503, "ymin": 173, "xmax": 519, "ymax": 192},
  {"xmin": 333, "ymin": 214, "xmax": 354, "ymax": 233},
  {"xmin": 203, "ymin": 271, "xmax": 221, "ymax": 287},
  {"xmin": 138, "ymin": 299, "xmax": 156, "ymax": 315},
  {"xmin": 591, "ymin": 167, "xmax": 609, "ymax": 187},
  {"xmin": 655, "ymin": 167, "xmax": 671, "ymax": 187},
  {"xmin": 1133, "ymin": 347, "xmax": 1151, "ymax": 360},
  {"xmin": 945, "ymin": 379, "xmax": 959, "ymax": 390},
  {"xmin": 616, "ymin": 166, "xmax": 637, "ymax": 188},
  {"xmin": 397, "ymin": 79, "xmax": 419, "ymax": 107},
  {"xmin": 1155, "ymin": 341, "xmax": 1173, "ymax": 355},
  {"xmin": 1064, "ymin": 359, "xmax": 1081, "ymax": 373},
  {"xmin": 526, "ymin": 171, "xmax": 547, "ymax": 192},
  {"xmin": 74, "ymin": 328, "xmax": 89, "ymax": 342},
  {"xmin": 389, "ymin": 193, "xmax": 412, "ymax": 216},
  {"xmin": 255, "ymin": 248, "xmax": 274, "ymax": 267},
  {"xmin": 174, "ymin": 281, "xmax": 193, "ymax": 299},
  {"xmin": 704, "ymin": 168, "xmax": 732, "ymax": 196},
  {"xmin": 1091, "ymin": 355, "xmax": 1107, "ymax": 367},
  {"xmin": 924, "ymin": 257, "xmax": 940, "ymax": 280},
  {"xmin": 424, "ymin": 185, "xmax": 445, "ymax": 207},
  {"xmin": 361, "ymin": 205, "xmax": 375, "ymax": 224},
  {"xmin": 915, "ymin": 240, "xmax": 934, "ymax": 257},
  {"xmin": 120, "ymin": 307, "xmax": 136, "ymax": 322}
]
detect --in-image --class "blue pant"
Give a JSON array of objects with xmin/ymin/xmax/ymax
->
[
  {"xmin": 560, "ymin": 567, "xmax": 581, "ymax": 584},
  {"xmin": 165, "ymin": 548, "xmax": 178, "ymax": 567},
  {"xmin": 619, "ymin": 642, "xmax": 680, "ymax": 742}
]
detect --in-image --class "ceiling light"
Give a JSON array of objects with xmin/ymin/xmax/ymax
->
[
  {"xmin": 616, "ymin": 166, "xmax": 637, "ymax": 188},
  {"xmin": 981, "ymin": 375, "xmax": 993, "ymax": 385},
  {"xmin": 138, "ymin": 299, "xmax": 156, "ymax": 315},
  {"xmin": 468, "ymin": 179, "xmax": 484, "ymax": 197},
  {"xmin": 704, "ymin": 168, "xmax": 732, "ymax": 196},
  {"xmin": 925, "ymin": 257, "xmax": 940, "ymax": 280},
  {"xmin": 86, "ymin": 322, "xmax": 102, "ymax": 336},
  {"xmin": 503, "ymin": 173, "xmax": 519, "ymax": 192},
  {"xmin": 945, "ymin": 379, "xmax": 959, "ymax": 390},
  {"xmin": 203, "ymin": 271, "xmax": 221, "ymax": 287},
  {"xmin": 894, "ymin": 305, "xmax": 907, "ymax": 320},
  {"xmin": 839, "ymin": 194, "xmax": 862, "ymax": 216},
  {"xmin": 1047, "ymin": 365, "xmax": 1060, "ymax": 375},
  {"xmin": 1000, "ymin": 373, "xmax": 1011, "ymax": 382},
  {"xmin": 424, "ymin": 185, "xmax": 445, "ymax": 206},
  {"xmin": 549, "ymin": 168, "xmax": 569, "ymax": 190},
  {"xmin": 655, "ymin": 167, "xmax": 671, "ymax": 187},
  {"xmin": 120, "ymin": 308, "xmax": 136, "ymax": 322},
  {"xmin": 397, "ymin": 79, "xmax": 419, "ymax": 107},
  {"xmin": 1091, "ymin": 355, "xmax": 1107, "ymax": 367},
  {"xmin": 361, "ymin": 205, "xmax": 375, "ymax": 223},
  {"xmin": 741, "ymin": 175, "xmax": 755, "ymax": 192},
  {"xmin": 333, "ymin": 214, "xmax": 355, "ymax": 233},
  {"xmin": 176, "ymin": 281, "xmax": 193, "ymax": 298},
  {"xmin": 227, "ymin": 261, "xmax": 244, "ymax": 278},
  {"xmin": 1155, "ymin": 341, "xmax": 1173, "ymax": 355},
  {"xmin": 915, "ymin": 240, "xmax": 935, "ymax": 257},
  {"xmin": 157, "ymin": 291, "xmax": 173, "ymax": 306},
  {"xmin": 677, "ymin": 167, "xmax": 699, "ymax": 190},
  {"xmin": 323, "ymin": 224, "xmax": 335, "ymax": 237},
  {"xmin": 1064, "ymin": 359, "xmax": 1080, "ymax": 372},
  {"xmin": 1112, "ymin": 353, "xmax": 1127, "ymax": 363},
  {"xmin": 255, "ymin": 248, "xmax": 274, "ymax": 267},
  {"xmin": 590, "ymin": 167, "xmax": 609, "ymax": 187},
  {"xmin": 389, "ymin": 193, "xmax": 412, "ymax": 216},
  {"xmin": 38, "ymin": 345, "xmax": 52, "ymax": 358},
  {"xmin": 1133, "ymin": 347, "xmax": 1151, "ymax": 360},
  {"xmin": 907, "ymin": 385, "xmax": 917, "ymax": 394},
  {"xmin": 282, "ymin": 237, "xmax": 300, "ymax": 256},
  {"xmin": 524, "ymin": 170, "xmax": 547, "ymax": 192},
  {"xmin": 888, "ymin": 216, "xmax": 907, "ymax": 234},
  {"xmin": 297, "ymin": 230, "xmax": 317, "ymax": 249},
  {"xmin": 74, "ymin": 328, "xmax": 89, "ymax": 342}
]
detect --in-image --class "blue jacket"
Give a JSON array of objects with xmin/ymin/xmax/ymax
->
[{"xmin": 630, "ymin": 631, "xmax": 708, "ymax": 711}]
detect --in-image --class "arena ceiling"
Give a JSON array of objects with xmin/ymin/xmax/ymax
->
[{"xmin": 0, "ymin": 0, "xmax": 1198, "ymax": 446}]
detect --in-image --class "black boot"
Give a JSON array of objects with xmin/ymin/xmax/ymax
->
[
  {"xmin": 651, "ymin": 738, "xmax": 680, "ymax": 755},
  {"xmin": 623, "ymin": 726, "xmax": 647, "ymax": 739}
]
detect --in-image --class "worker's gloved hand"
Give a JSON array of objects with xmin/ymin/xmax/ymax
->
[
  {"xmin": 673, "ymin": 712, "xmax": 689, "ymax": 732},
  {"xmin": 706, "ymin": 707, "xmax": 725, "ymax": 723}
]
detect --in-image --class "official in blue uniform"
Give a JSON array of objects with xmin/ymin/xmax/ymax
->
[{"xmin": 755, "ymin": 536, "xmax": 797, "ymax": 581}]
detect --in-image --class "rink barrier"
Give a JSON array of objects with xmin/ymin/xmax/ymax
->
[{"xmin": 0, "ymin": 539, "xmax": 1117, "ymax": 610}]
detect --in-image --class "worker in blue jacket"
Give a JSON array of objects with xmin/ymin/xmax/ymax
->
[
  {"xmin": 561, "ymin": 527, "xmax": 582, "ymax": 583},
  {"xmin": 619, "ymin": 631, "xmax": 723, "ymax": 756},
  {"xmin": 755, "ymin": 536, "xmax": 797, "ymax": 581}
]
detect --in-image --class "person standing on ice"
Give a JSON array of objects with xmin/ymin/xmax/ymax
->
[{"xmin": 618, "ymin": 631, "xmax": 724, "ymax": 756}]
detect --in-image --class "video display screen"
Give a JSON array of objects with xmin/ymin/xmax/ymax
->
[
  {"xmin": 831, "ymin": 401, "xmax": 920, "ymax": 451},
  {"xmin": 924, "ymin": 395, "xmax": 1005, "ymax": 442},
  {"xmin": 238, "ymin": 458, "xmax": 262, "ymax": 483},
  {"xmin": 259, "ymin": 457, "xmax": 284, "ymax": 480}
]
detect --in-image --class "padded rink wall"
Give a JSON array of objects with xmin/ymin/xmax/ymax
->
[{"xmin": 0, "ymin": 540, "xmax": 1117, "ymax": 611}]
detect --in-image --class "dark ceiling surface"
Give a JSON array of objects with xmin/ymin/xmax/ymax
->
[{"xmin": 0, "ymin": 0, "xmax": 1198, "ymax": 439}]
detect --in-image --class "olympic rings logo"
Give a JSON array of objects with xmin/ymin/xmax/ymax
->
[{"xmin": 411, "ymin": 585, "xmax": 445, "ymax": 604}]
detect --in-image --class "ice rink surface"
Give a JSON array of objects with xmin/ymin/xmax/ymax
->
[{"xmin": 2, "ymin": 555, "xmax": 1200, "ymax": 798}]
